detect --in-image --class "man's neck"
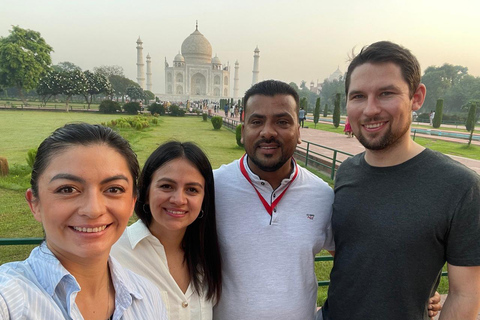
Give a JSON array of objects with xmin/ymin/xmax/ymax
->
[
  {"xmin": 364, "ymin": 138, "xmax": 425, "ymax": 167},
  {"xmin": 246, "ymin": 157, "xmax": 294, "ymax": 190}
]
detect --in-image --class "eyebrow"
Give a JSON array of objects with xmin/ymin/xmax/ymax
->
[
  {"xmin": 50, "ymin": 173, "xmax": 130, "ymax": 184},
  {"xmin": 248, "ymin": 112, "xmax": 294, "ymax": 119},
  {"xmin": 155, "ymin": 177, "xmax": 204, "ymax": 189},
  {"xmin": 348, "ymin": 85, "xmax": 401, "ymax": 97}
]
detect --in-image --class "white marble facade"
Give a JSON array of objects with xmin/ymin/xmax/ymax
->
[{"xmin": 164, "ymin": 23, "xmax": 230, "ymax": 100}]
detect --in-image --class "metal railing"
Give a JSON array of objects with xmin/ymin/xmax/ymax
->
[{"xmin": 295, "ymin": 141, "xmax": 353, "ymax": 180}]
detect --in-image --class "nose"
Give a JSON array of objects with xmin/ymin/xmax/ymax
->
[
  {"xmin": 170, "ymin": 189, "xmax": 187, "ymax": 205},
  {"xmin": 363, "ymin": 96, "xmax": 382, "ymax": 117},
  {"xmin": 260, "ymin": 121, "xmax": 278, "ymax": 140},
  {"xmin": 78, "ymin": 190, "xmax": 105, "ymax": 219}
]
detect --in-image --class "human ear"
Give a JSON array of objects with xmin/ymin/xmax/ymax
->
[
  {"xmin": 412, "ymin": 84, "xmax": 426, "ymax": 111},
  {"xmin": 297, "ymin": 125, "xmax": 302, "ymax": 145},
  {"xmin": 25, "ymin": 189, "xmax": 42, "ymax": 223}
]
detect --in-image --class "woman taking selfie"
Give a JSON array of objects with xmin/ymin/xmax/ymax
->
[
  {"xmin": 0, "ymin": 123, "xmax": 167, "ymax": 320},
  {"xmin": 111, "ymin": 141, "xmax": 222, "ymax": 320}
]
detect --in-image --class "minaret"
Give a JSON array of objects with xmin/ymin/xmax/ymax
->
[
  {"xmin": 136, "ymin": 37, "xmax": 145, "ymax": 89},
  {"xmin": 252, "ymin": 46, "xmax": 260, "ymax": 86},
  {"xmin": 146, "ymin": 53, "xmax": 152, "ymax": 92},
  {"xmin": 233, "ymin": 60, "xmax": 240, "ymax": 99}
]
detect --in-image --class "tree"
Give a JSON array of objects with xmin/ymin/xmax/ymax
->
[
  {"xmin": 93, "ymin": 65, "xmax": 124, "ymax": 78},
  {"xmin": 333, "ymin": 93, "xmax": 341, "ymax": 128},
  {"xmin": 323, "ymin": 103, "xmax": 328, "ymax": 117},
  {"xmin": 53, "ymin": 61, "xmax": 81, "ymax": 72},
  {"xmin": 433, "ymin": 99, "xmax": 444, "ymax": 128},
  {"xmin": 58, "ymin": 69, "xmax": 88, "ymax": 111},
  {"xmin": 0, "ymin": 26, "xmax": 53, "ymax": 105},
  {"xmin": 82, "ymin": 70, "xmax": 110, "ymax": 109},
  {"xmin": 144, "ymin": 90, "xmax": 155, "ymax": 102},
  {"xmin": 319, "ymin": 78, "xmax": 345, "ymax": 112},
  {"xmin": 36, "ymin": 70, "xmax": 62, "ymax": 106},
  {"xmin": 109, "ymin": 75, "xmax": 138, "ymax": 102},
  {"xmin": 126, "ymin": 85, "xmax": 144, "ymax": 101},
  {"xmin": 465, "ymin": 102, "xmax": 479, "ymax": 147},
  {"xmin": 313, "ymin": 97, "xmax": 320, "ymax": 128}
]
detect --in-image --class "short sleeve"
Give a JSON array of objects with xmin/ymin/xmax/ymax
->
[{"xmin": 446, "ymin": 180, "xmax": 480, "ymax": 266}]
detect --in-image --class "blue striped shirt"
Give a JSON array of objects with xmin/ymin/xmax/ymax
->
[{"xmin": 0, "ymin": 244, "xmax": 168, "ymax": 319}]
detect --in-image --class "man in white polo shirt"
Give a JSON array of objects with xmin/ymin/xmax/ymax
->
[{"xmin": 213, "ymin": 80, "xmax": 334, "ymax": 319}]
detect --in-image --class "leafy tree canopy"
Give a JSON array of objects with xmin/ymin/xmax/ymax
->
[
  {"xmin": 53, "ymin": 61, "xmax": 81, "ymax": 72},
  {"xmin": 0, "ymin": 26, "xmax": 53, "ymax": 103},
  {"xmin": 94, "ymin": 65, "xmax": 124, "ymax": 78}
]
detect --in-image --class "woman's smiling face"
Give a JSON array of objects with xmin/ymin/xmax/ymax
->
[
  {"xmin": 146, "ymin": 157, "xmax": 205, "ymax": 240},
  {"xmin": 26, "ymin": 144, "xmax": 136, "ymax": 264}
]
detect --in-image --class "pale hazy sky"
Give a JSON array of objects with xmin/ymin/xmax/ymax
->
[{"xmin": 1, "ymin": 0, "xmax": 479, "ymax": 96}]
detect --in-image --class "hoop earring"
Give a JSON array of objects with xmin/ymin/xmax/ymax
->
[
  {"xmin": 143, "ymin": 203, "xmax": 150, "ymax": 213},
  {"xmin": 197, "ymin": 210, "xmax": 204, "ymax": 219}
]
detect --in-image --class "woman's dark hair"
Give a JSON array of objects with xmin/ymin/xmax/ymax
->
[
  {"xmin": 136, "ymin": 141, "xmax": 222, "ymax": 301},
  {"xmin": 30, "ymin": 123, "xmax": 139, "ymax": 197}
]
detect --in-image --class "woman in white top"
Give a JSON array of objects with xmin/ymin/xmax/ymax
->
[
  {"xmin": 0, "ymin": 123, "xmax": 167, "ymax": 320},
  {"xmin": 111, "ymin": 141, "xmax": 222, "ymax": 320}
]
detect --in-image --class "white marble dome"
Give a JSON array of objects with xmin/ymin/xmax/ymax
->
[
  {"xmin": 181, "ymin": 26, "xmax": 212, "ymax": 64},
  {"xmin": 174, "ymin": 53, "xmax": 185, "ymax": 62},
  {"xmin": 211, "ymin": 54, "xmax": 221, "ymax": 65}
]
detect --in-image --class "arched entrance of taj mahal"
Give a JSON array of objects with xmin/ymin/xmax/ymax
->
[{"xmin": 191, "ymin": 73, "xmax": 206, "ymax": 95}]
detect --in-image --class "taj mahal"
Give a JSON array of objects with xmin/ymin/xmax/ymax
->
[{"xmin": 135, "ymin": 22, "xmax": 261, "ymax": 102}]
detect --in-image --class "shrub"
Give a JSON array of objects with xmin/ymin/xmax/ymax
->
[
  {"xmin": 0, "ymin": 157, "xmax": 8, "ymax": 176},
  {"xmin": 333, "ymin": 93, "xmax": 341, "ymax": 128},
  {"xmin": 148, "ymin": 102, "xmax": 165, "ymax": 115},
  {"xmin": 99, "ymin": 100, "xmax": 121, "ymax": 114},
  {"xmin": 465, "ymin": 102, "xmax": 477, "ymax": 132},
  {"xmin": 202, "ymin": 113, "xmax": 208, "ymax": 121},
  {"xmin": 235, "ymin": 124, "xmax": 244, "ymax": 147},
  {"xmin": 169, "ymin": 104, "xmax": 186, "ymax": 117},
  {"xmin": 123, "ymin": 102, "xmax": 141, "ymax": 115},
  {"xmin": 26, "ymin": 149, "xmax": 37, "ymax": 169},
  {"xmin": 433, "ymin": 99, "xmax": 444, "ymax": 128},
  {"xmin": 211, "ymin": 116, "xmax": 223, "ymax": 130}
]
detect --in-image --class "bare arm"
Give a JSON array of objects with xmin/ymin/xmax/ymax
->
[{"xmin": 439, "ymin": 264, "xmax": 480, "ymax": 320}]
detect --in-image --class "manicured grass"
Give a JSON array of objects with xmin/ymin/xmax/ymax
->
[{"xmin": 413, "ymin": 137, "xmax": 480, "ymax": 160}]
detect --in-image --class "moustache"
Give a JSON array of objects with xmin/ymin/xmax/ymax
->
[{"xmin": 254, "ymin": 138, "xmax": 282, "ymax": 149}]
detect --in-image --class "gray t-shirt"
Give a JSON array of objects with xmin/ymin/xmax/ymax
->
[{"xmin": 323, "ymin": 149, "xmax": 480, "ymax": 319}]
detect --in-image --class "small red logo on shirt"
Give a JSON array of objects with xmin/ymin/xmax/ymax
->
[{"xmin": 306, "ymin": 214, "xmax": 315, "ymax": 220}]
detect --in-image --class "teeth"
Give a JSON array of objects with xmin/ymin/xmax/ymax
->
[
  {"xmin": 167, "ymin": 210, "xmax": 186, "ymax": 215},
  {"xmin": 73, "ymin": 225, "xmax": 107, "ymax": 233},
  {"xmin": 365, "ymin": 123, "xmax": 384, "ymax": 129}
]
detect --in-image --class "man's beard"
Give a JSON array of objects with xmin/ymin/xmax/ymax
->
[
  {"xmin": 356, "ymin": 118, "xmax": 411, "ymax": 151},
  {"xmin": 248, "ymin": 139, "xmax": 289, "ymax": 172}
]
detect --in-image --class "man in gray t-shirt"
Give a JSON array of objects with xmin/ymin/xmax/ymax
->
[{"xmin": 322, "ymin": 41, "xmax": 480, "ymax": 319}]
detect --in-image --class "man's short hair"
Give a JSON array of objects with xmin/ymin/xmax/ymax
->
[
  {"xmin": 345, "ymin": 41, "xmax": 421, "ymax": 98},
  {"xmin": 243, "ymin": 80, "xmax": 300, "ymax": 114}
]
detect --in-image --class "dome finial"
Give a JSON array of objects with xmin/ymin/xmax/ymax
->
[{"xmin": 196, "ymin": 20, "xmax": 198, "ymax": 31}]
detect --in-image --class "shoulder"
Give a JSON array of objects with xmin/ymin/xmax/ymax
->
[
  {"xmin": 425, "ymin": 149, "xmax": 479, "ymax": 180},
  {"xmin": 0, "ymin": 263, "xmax": 39, "ymax": 317},
  {"xmin": 214, "ymin": 159, "xmax": 240, "ymax": 180}
]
